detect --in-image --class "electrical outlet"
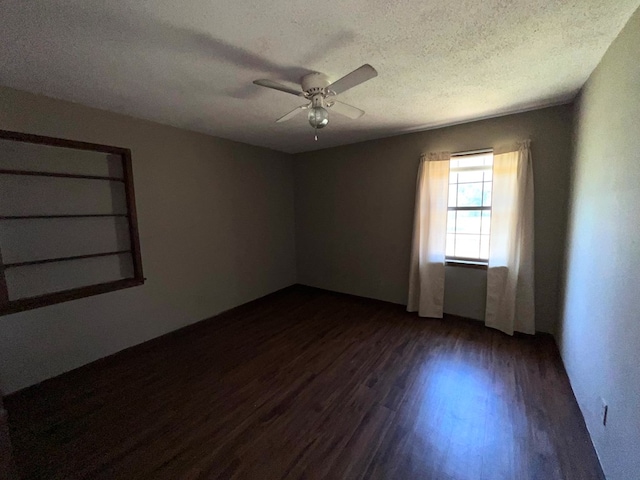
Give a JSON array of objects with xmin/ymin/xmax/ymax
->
[{"xmin": 600, "ymin": 398, "xmax": 608, "ymax": 426}]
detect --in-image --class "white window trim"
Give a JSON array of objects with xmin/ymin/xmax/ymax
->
[{"xmin": 446, "ymin": 151, "xmax": 494, "ymax": 265}]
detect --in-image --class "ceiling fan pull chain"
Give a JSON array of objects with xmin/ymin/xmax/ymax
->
[{"xmin": 314, "ymin": 126, "xmax": 318, "ymax": 141}]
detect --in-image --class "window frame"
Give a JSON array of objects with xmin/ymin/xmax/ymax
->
[
  {"xmin": 445, "ymin": 151, "xmax": 493, "ymax": 267},
  {"xmin": 0, "ymin": 129, "xmax": 144, "ymax": 315}
]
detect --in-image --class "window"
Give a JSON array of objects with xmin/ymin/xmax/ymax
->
[
  {"xmin": 445, "ymin": 151, "xmax": 493, "ymax": 264},
  {"xmin": 0, "ymin": 129, "xmax": 144, "ymax": 315}
]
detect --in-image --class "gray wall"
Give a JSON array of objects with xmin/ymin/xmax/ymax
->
[
  {"xmin": 559, "ymin": 8, "xmax": 640, "ymax": 480},
  {"xmin": 294, "ymin": 104, "xmax": 574, "ymax": 333},
  {"xmin": 0, "ymin": 86, "xmax": 296, "ymax": 394}
]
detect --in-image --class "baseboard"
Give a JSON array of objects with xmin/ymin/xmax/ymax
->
[
  {"xmin": 295, "ymin": 283, "xmax": 484, "ymax": 323},
  {"xmin": 4, "ymin": 283, "xmax": 298, "ymax": 399},
  {"xmin": 295, "ymin": 283, "xmax": 552, "ymax": 338},
  {"xmin": 292, "ymin": 283, "xmax": 407, "ymax": 307},
  {"xmin": 555, "ymin": 349, "xmax": 607, "ymax": 480}
]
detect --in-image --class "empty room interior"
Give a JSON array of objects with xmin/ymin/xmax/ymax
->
[{"xmin": 0, "ymin": 1, "xmax": 639, "ymax": 479}]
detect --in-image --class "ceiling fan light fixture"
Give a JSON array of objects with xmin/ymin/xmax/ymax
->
[
  {"xmin": 308, "ymin": 106, "xmax": 329, "ymax": 129},
  {"xmin": 253, "ymin": 64, "xmax": 377, "ymax": 136}
]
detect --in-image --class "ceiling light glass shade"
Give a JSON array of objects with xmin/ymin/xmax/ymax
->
[{"xmin": 308, "ymin": 106, "xmax": 329, "ymax": 129}]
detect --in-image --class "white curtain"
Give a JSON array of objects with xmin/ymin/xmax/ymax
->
[
  {"xmin": 485, "ymin": 141, "xmax": 535, "ymax": 335},
  {"xmin": 407, "ymin": 152, "xmax": 450, "ymax": 318}
]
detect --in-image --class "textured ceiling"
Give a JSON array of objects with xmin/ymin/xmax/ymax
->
[{"xmin": 1, "ymin": 1, "xmax": 638, "ymax": 153}]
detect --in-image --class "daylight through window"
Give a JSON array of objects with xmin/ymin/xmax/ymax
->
[{"xmin": 446, "ymin": 152, "xmax": 493, "ymax": 263}]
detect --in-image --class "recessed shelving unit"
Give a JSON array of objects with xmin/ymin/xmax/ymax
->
[{"xmin": 0, "ymin": 129, "xmax": 144, "ymax": 315}]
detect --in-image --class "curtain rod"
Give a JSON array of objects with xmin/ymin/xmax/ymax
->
[{"xmin": 451, "ymin": 148, "xmax": 493, "ymax": 157}]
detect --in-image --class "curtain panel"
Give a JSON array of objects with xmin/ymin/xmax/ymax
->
[
  {"xmin": 407, "ymin": 152, "xmax": 450, "ymax": 318},
  {"xmin": 485, "ymin": 141, "xmax": 535, "ymax": 335}
]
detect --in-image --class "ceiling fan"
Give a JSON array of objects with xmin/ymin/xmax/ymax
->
[{"xmin": 253, "ymin": 64, "xmax": 378, "ymax": 139}]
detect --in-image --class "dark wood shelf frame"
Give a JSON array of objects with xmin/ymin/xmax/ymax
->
[
  {"xmin": 0, "ymin": 246, "xmax": 9, "ymax": 306},
  {"xmin": 0, "ymin": 169, "xmax": 124, "ymax": 182},
  {"xmin": 0, "ymin": 214, "xmax": 129, "ymax": 220},
  {"xmin": 0, "ymin": 278, "xmax": 145, "ymax": 316},
  {"xmin": 3, "ymin": 250, "xmax": 132, "ymax": 269},
  {"xmin": 0, "ymin": 129, "xmax": 145, "ymax": 315}
]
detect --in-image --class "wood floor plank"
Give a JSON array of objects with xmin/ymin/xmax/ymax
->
[{"xmin": 4, "ymin": 285, "xmax": 604, "ymax": 480}]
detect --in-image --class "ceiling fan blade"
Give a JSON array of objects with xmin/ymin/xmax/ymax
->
[
  {"xmin": 276, "ymin": 104, "xmax": 309, "ymax": 123},
  {"xmin": 327, "ymin": 64, "xmax": 378, "ymax": 95},
  {"xmin": 253, "ymin": 79, "xmax": 304, "ymax": 96},
  {"xmin": 329, "ymin": 100, "xmax": 365, "ymax": 119}
]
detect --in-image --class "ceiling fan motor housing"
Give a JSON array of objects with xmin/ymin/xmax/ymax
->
[{"xmin": 301, "ymin": 72, "xmax": 330, "ymax": 96}]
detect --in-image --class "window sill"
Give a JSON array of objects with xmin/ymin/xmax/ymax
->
[{"xmin": 445, "ymin": 260, "xmax": 488, "ymax": 270}]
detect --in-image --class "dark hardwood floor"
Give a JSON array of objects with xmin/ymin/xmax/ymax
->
[{"xmin": 5, "ymin": 285, "xmax": 603, "ymax": 480}]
